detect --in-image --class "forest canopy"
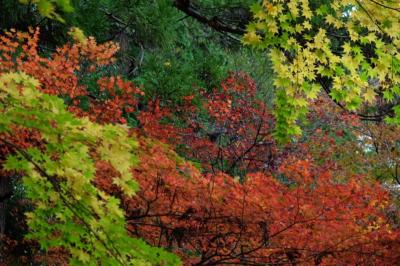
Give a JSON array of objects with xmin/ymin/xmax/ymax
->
[{"xmin": 0, "ymin": 0, "xmax": 399, "ymax": 265}]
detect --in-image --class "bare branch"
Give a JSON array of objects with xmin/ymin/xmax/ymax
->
[{"xmin": 173, "ymin": 0, "xmax": 247, "ymax": 35}]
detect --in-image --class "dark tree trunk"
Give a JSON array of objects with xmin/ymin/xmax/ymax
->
[{"xmin": 0, "ymin": 173, "xmax": 12, "ymax": 245}]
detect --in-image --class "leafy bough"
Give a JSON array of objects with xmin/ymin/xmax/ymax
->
[{"xmin": 0, "ymin": 72, "xmax": 180, "ymax": 265}]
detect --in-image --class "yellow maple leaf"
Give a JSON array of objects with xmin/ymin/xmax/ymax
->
[
  {"xmin": 242, "ymin": 30, "xmax": 262, "ymax": 45},
  {"xmin": 364, "ymin": 88, "xmax": 376, "ymax": 103}
]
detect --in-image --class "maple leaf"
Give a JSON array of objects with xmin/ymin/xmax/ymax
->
[{"xmin": 364, "ymin": 88, "xmax": 377, "ymax": 103}]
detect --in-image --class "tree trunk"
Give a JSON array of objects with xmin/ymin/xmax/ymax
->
[
  {"xmin": 0, "ymin": 173, "xmax": 12, "ymax": 258},
  {"xmin": 118, "ymin": 32, "xmax": 131, "ymax": 76}
]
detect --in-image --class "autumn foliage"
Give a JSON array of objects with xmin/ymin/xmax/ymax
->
[
  {"xmin": 139, "ymin": 72, "xmax": 277, "ymax": 175},
  {"xmin": 0, "ymin": 28, "xmax": 142, "ymax": 124},
  {"xmin": 0, "ymin": 29, "xmax": 399, "ymax": 265}
]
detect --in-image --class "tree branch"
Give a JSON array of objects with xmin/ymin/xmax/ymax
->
[{"xmin": 173, "ymin": 0, "xmax": 247, "ymax": 35}]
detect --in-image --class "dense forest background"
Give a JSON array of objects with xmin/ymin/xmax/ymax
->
[
  {"xmin": 1, "ymin": 0, "xmax": 272, "ymax": 103},
  {"xmin": 0, "ymin": 0, "xmax": 400, "ymax": 265}
]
